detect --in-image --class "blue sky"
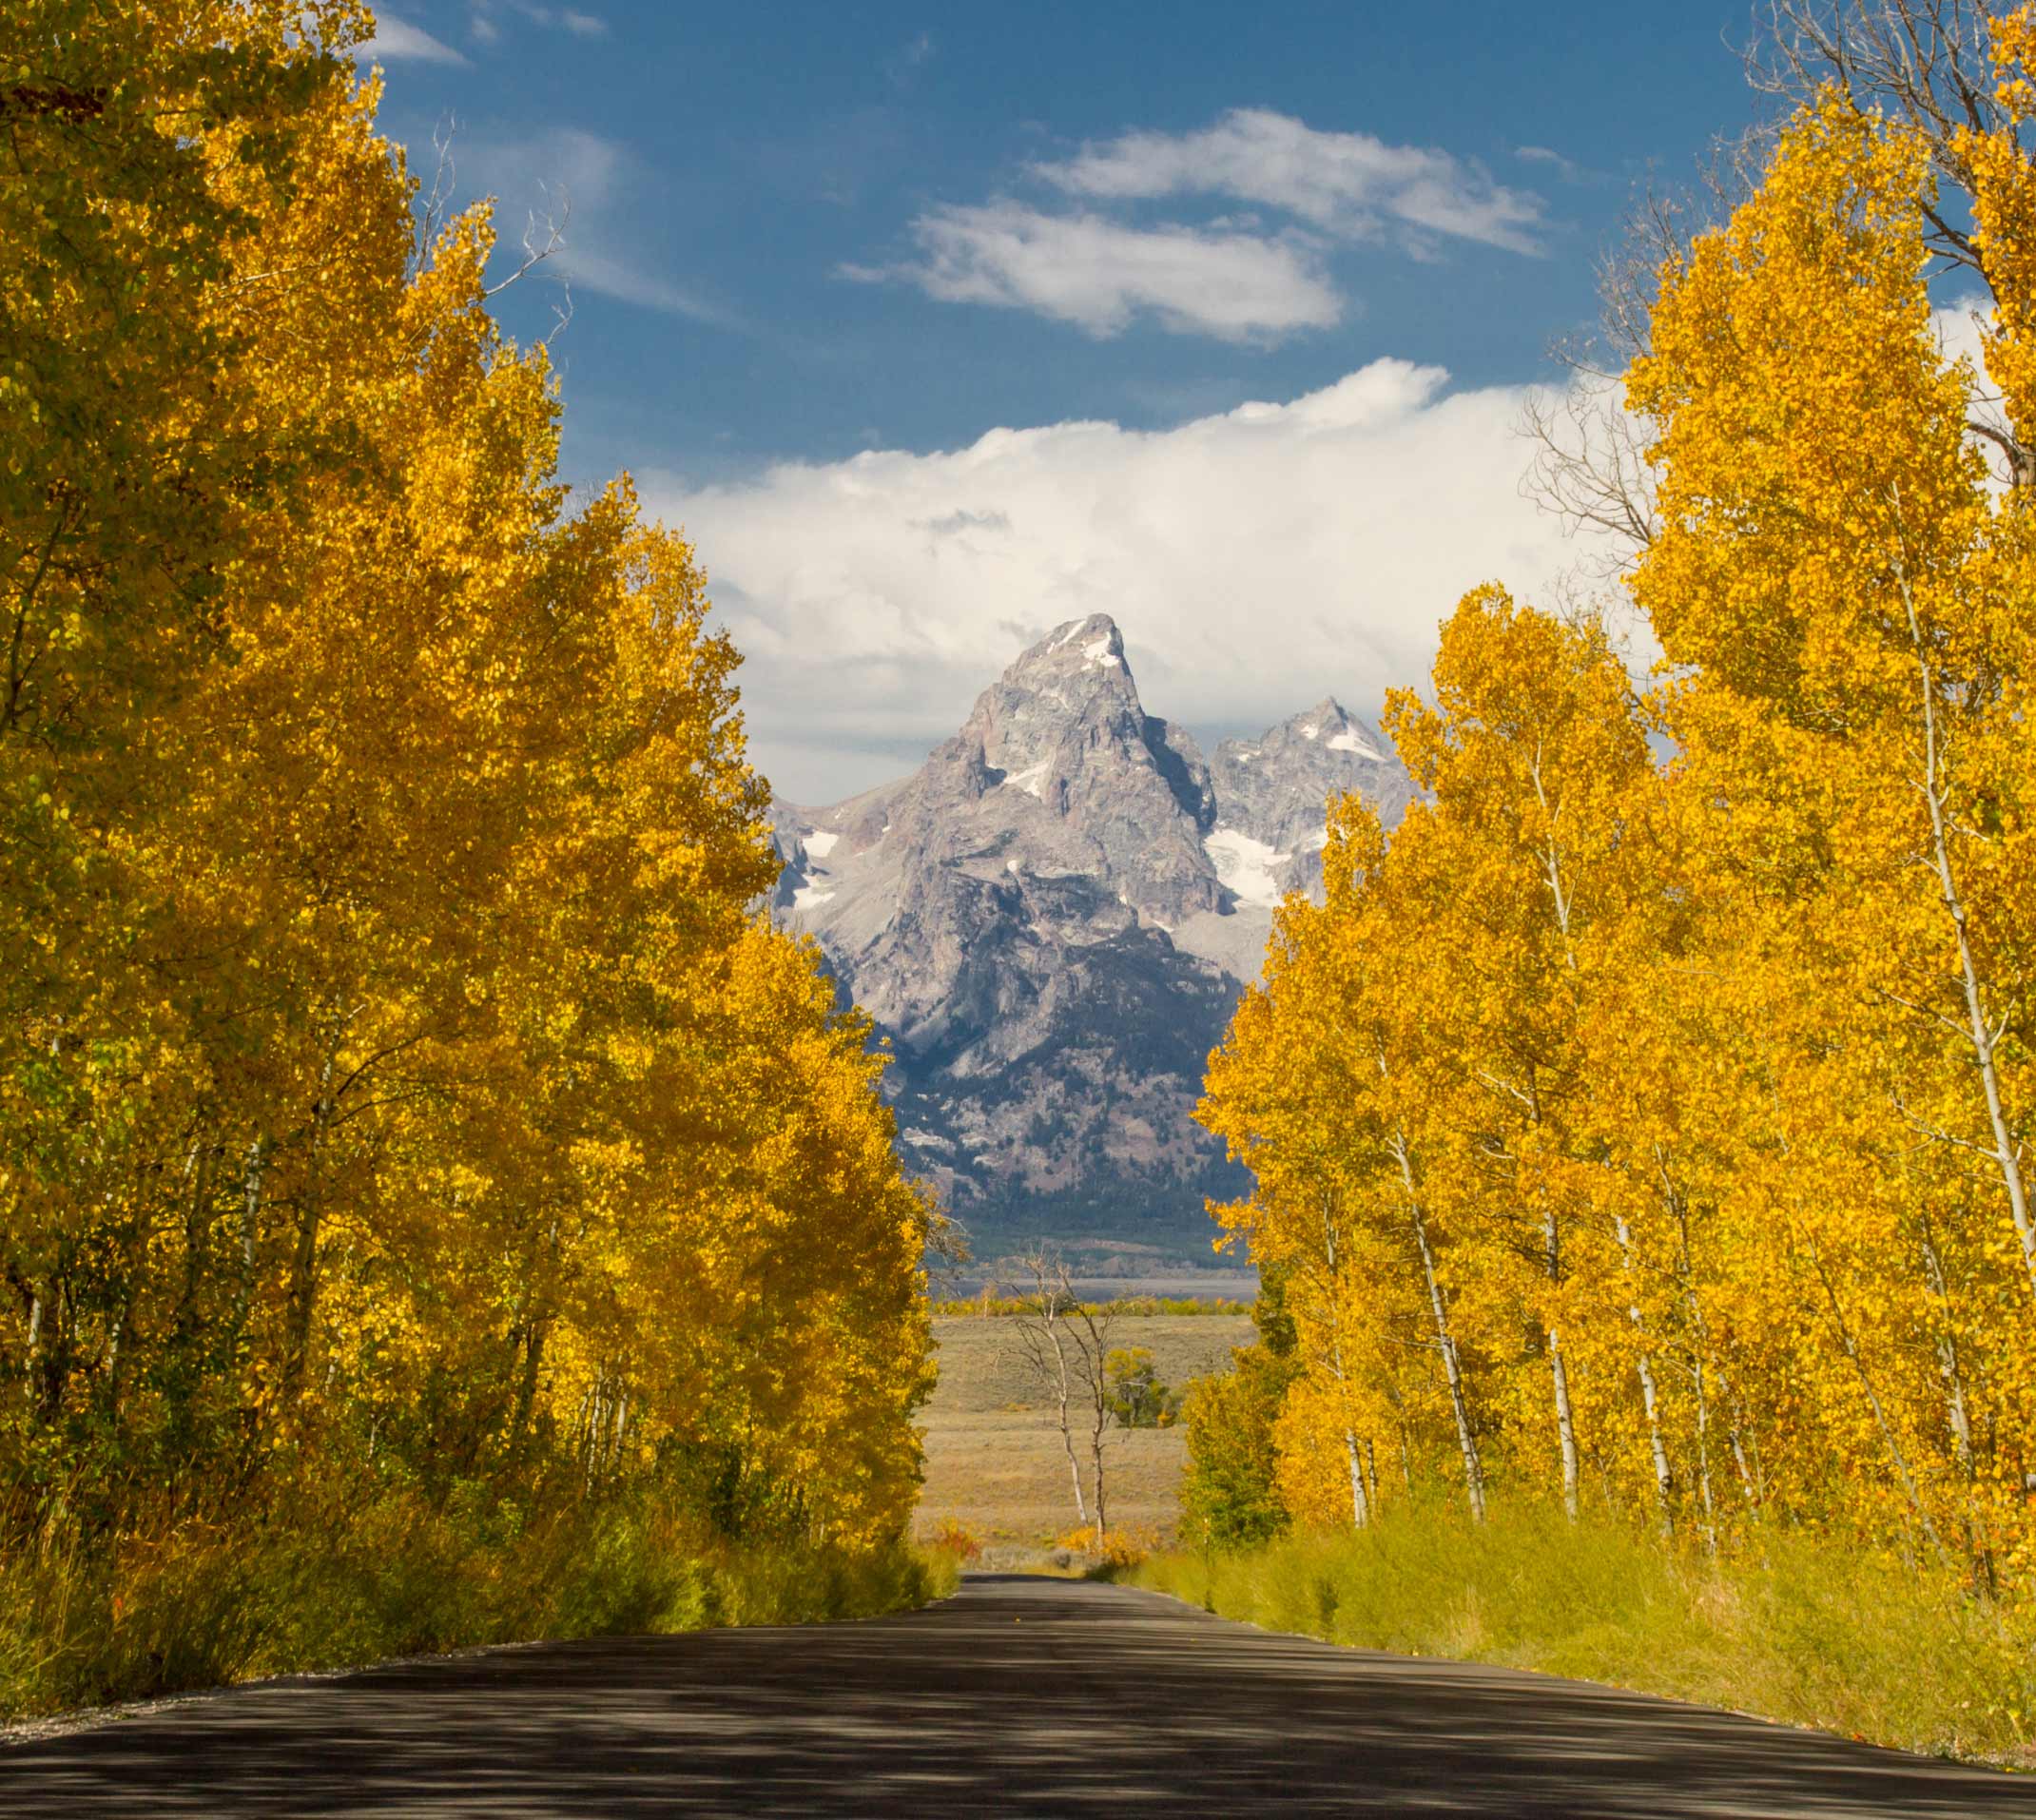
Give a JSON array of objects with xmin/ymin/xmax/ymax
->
[{"xmin": 360, "ymin": 2, "xmax": 1759, "ymax": 800}]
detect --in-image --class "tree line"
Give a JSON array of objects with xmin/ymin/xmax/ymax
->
[
  {"xmin": 1190, "ymin": 11, "xmax": 2036, "ymax": 1583},
  {"xmin": 1, "ymin": 0, "xmax": 933, "ymax": 1615}
]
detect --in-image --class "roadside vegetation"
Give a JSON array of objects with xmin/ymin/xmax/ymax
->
[
  {"xmin": 1, "ymin": 1506, "xmax": 958, "ymax": 1719},
  {"xmin": 1133, "ymin": 1500, "xmax": 2036, "ymax": 1765},
  {"xmin": 1169, "ymin": 0, "xmax": 2036, "ymax": 1772},
  {"xmin": 0, "ymin": 2, "xmax": 937, "ymax": 1717}
]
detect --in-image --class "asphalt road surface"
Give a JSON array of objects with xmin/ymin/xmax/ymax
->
[{"xmin": 4, "ymin": 1573, "xmax": 2032, "ymax": 1816}]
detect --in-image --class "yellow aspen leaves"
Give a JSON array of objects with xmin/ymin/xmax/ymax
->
[
  {"xmin": 2, "ymin": 2, "xmax": 932, "ymax": 1566},
  {"xmin": 1200, "ymin": 88, "xmax": 2036, "ymax": 1578}
]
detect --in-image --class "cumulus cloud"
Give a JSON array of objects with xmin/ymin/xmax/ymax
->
[
  {"xmin": 357, "ymin": 16, "xmax": 467, "ymax": 63},
  {"xmin": 1037, "ymin": 109, "xmax": 1545, "ymax": 256},
  {"xmin": 844, "ymin": 203, "xmax": 1341, "ymax": 341},
  {"xmin": 650, "ymin": 361, "xmax": 1591, "ymax": 803}
]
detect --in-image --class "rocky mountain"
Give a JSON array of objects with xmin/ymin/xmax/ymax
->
[{"xmin": 769, "ymin": 614, "xmax": 1416, "ymax": 1263}]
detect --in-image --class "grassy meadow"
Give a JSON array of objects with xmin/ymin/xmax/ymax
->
[{"xmin": 915, "ymin": 1313, "xmax": 1251, "ymax": 1554}]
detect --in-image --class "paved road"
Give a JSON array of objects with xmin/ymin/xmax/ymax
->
[{"xmin": 4, "ymin": 1573, "xmax": 2032, "ymax": 1815}]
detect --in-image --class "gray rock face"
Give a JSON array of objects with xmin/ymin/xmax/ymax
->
[
  {"xmin": 1207, "ymin": 698, "xmax": 1419, "ymax": 901},
  {"xmin": 772, "ymin": 616, "xmax": 1416, "ymax": 1255}
]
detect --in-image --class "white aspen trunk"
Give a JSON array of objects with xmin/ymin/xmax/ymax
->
[
  {"xmin": 1394, "ymin": 1133, "xmax": 1485, "ymax": 1520},
  {"xmin": 1343, "ymin": 1431, "xmax": 1370, "ymax": 1529},
  {"xmin": 1321, "ymin": 1202, "xmax": 1368, "ymax": 1529},
  {"xmin": 1895, "ymin": 563, "xmax": 2036, "ymax": 1302},
  {"xmin": 241, "ymin": 1136, "xmax": 265, "ymax": 1285},
  {"xmin": 1615, "ymin": 1215, "xmax": 1674, "ymax": 1533},
  {"xmin": 1548, "ymin": 1327, "xmax": 1581, "ymax": 1520},
  {"xmin": 1364, "ymin": 1437, "xmax": 1380, "ymax": 1517},
  {"xmin": 1690, "ymin": 1358, "xmax": 1719, "ymax": 1554},
  {"xmin": 1544, "ymin": 1210, "xmax": 1580, "ymax": 1520},
  {"xmin": 1661, "ymin": 1158, "xmax": 1728, "ymax": 1545},
  {"xmin": 1634, "ymin": 1347, "xmax": 1671, "ymax": 1534},
  {"xmin": 1728, "ymin": 1410, "xmax": 1761, "ymax": 1515}
]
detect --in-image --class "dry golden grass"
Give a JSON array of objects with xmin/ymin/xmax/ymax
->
[{"xmin": 913, "ymin": 1313, "xmax": 1252, "ymax": 1546}]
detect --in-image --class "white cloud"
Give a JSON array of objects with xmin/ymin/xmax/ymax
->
[
  {"xmin": 650, "ymin": 360, "xmax": 1589, "ymax": 803},
  {"xmin": 1038, "ymin": 109, "xmax": 1544, "ymax": 256},
  {"xmin": 845, "ymin": 203, "xmax": 1341, "ymax": 342},
  {"xmin": 358, "ymin": 16, "xmax": 468, "ymax": 63},
  {"xmin": 850, "ymin": 110, "xmax": 1545, "ymax": 341}
]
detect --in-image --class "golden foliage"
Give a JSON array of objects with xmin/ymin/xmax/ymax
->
[
  {"xmin": 1200, "ymin": 87, "xmax": 2036, "ymax": 1582},
  {"xmin": 1, "ymin": 0, "xmax": 932, "ymax": 1619}
]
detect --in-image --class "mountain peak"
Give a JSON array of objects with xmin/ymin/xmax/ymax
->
[
  {"xmin": 767, "ymin": 617, "xmax": 1421, "ymax": 1259},
  {"xmin": 1007, "ymin": 613, "xmax": 1129, "ymax": 681},
  {"xmin": 962, "ymin": 613, "xmax": 1145, "ymax": 780}
]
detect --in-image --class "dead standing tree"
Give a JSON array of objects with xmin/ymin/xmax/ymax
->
[{"xmin": 1005, "ymin": 1249, "xmax": 1117, "ymax": 1547}]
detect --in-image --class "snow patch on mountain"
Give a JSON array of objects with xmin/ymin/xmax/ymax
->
[{"xmin": 1204, "ymin": 827, "xmax": 1289, "ymax": 908}]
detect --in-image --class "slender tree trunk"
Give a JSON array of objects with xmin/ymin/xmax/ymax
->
[
  {"xmin": 1089, "ymin": 1388, "xmax": 1109, "ymax": 1543},
  {"xmin": 1050, "ymin": 1327, "xmax": 1087, "ymax": 1530},
  {"xmin": 1321, "ymin": 1204, "xmax": 1368, "ymax": 1529},
  {"xmin": 1393, "ymin": 1132, "xmax": 1485, "ymax": 1520},
  {"xmin": 233, "ymin": 1134, "xmax": 267, "ymax": 1342},
  {"xmin": 1615, "ymin": 1215, "xmax": 1674, "ymax": 1534},
  {"xmin": 1689, "ymin": 1356, "xmax": 1719, "ymax": 1554},
  {"xmin": 1343, "ymin": 1430, "xmax": 1370, "ymax": 1529},
  {"xmin": 1548, "ymin": 1326, "xmax": 1581, "ymax": 1520},
  {"xmin": 23, "ymin": 1293, "xmax": 40, "ymax": 1405},
  {"xmin": 1729, "ymin": 1414, "xmax": 1760, "ymax": 1517},
  {"xmin": 1543, "ymin": 1207, "xmax": 1580, "ymax": 1520},
  {"xmin": 1919, "ymin": 1221, "xmax": 1992, "ymax": 1585},
  {"xmin": 1894, "ymin": 561, "xmax": 2036, "ymax": 1302},
  {"xmin": 1918, "ymin": 1226, "xmax": 1978, "ymax": 1482},
  {"xmin": 1661, "ymin": 1156, "xmax": 1727, "ymax": 1544}
]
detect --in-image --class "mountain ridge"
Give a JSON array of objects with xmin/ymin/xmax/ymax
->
[{"xmin": 768, "ymin": 614, "xmax": 1416, "ymax": 1263}]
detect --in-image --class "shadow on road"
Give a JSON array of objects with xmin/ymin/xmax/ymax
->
[{"xmin": 3, "ymin": 1574, "xmax": 2031, "ymax": 1816}]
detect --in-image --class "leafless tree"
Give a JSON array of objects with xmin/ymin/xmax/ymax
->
[{"xmin": 1004, "ymin": 1249, "xmax": 1117, "ymax": 1545}]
